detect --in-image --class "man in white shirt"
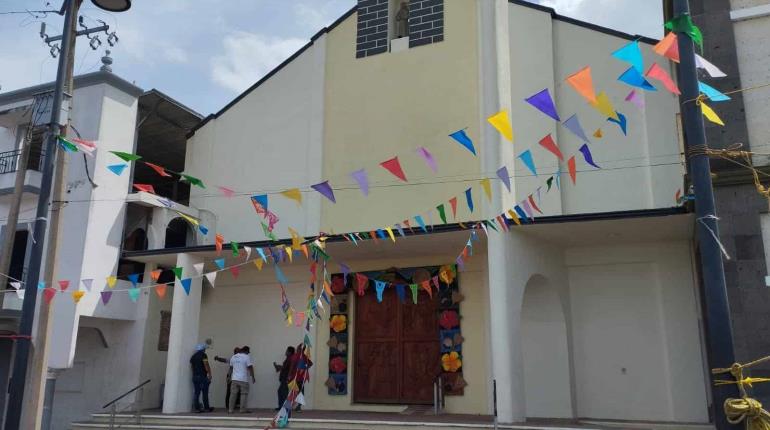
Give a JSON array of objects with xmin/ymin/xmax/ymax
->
[{"xmin": 228, "ymin": 346, "xmax": 255, "ymax": 413}]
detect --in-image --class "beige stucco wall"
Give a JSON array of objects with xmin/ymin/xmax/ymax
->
[{"xmin": 320, "ymin": 1, "xmax": 481, "ymax": 233}]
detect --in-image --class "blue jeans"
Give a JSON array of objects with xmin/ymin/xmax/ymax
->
[{"xmin": 192, "ymin": 376, "xmax": 210, "ymax": 411}]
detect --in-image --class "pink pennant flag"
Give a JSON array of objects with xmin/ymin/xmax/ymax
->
[
  {"xmin": 58, "ymin": 280, "xmax": 70, "ymax": 291},
  {"xmin": 230, "ymin": 266, "xmax": 240, "ymax": 278},
  {"xmin": 538, "ymin": 134, "xmax": 564, "ymax": 161},
  {"xmin": 218, "ymin": 186, "xmax": 235, "ymax": 198},
  {"xmin": 645, "ymin": 63, "xmax": 681, "ymax": 95},
  {"xmin": 133, "ymin": 184, "xmax": 156, "ymax": 194},
  {"xmin": 449, "ymin": 197, "xmax": 458, "ymax": 220},
  {"xmin": 43, "ymin": 288, "xmax": 57, "ymax": 304},
  {"xmin": 416, "ymin": 147, "xmax": 437, "ymax": 173},
  {"xmin": 144, "ymin": 162, "xmax": 172, "ymax": 177},
  {"xmin": 380, "ymin": 157, "xmax": 408, "ymax": 182},
  {"xmin": 625, "ymin": 90, "xmax": 645, "ymax": 110}
]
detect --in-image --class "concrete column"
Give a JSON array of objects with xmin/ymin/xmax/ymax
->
[{"xmin": 162, "ymin": 253, "xmax": 204, "ymax": 413}]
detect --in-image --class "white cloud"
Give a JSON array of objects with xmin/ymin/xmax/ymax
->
[
  {"xmin": 211, "ymin": 31, "xmax": 306, "ymax": 93},
  {"xmin": 537, "ymin": 0, "xmax": 663, "ymax": 39},
  {"xmin": 162, "ymin": 45, "xmax": 189, "ymax": 64},
  {"xmin": 293, "ymin": 0, "xmax": 355, "ymax": 33}
]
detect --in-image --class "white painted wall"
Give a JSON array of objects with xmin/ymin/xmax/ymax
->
[
  {"xmin": 508, "ymin": 3, "xmax": 683, "ymax": 216},
  {"xmin": 565, "ymin": 242, "xmax": 708, "ymax": 422},
  {"xmin": 185, "ymin": 36, "xmax": 326, "ymax": 242}
]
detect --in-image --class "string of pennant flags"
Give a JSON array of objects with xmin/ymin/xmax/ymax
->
[{"xmin": 21, "ymin": 17, "xmax": 735, "ymax": 311}]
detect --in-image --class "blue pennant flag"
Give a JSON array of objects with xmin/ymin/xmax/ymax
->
[
  {"xmin": 375, "ymin": 280, "xmax": 387, "ymax": 303},
  {"xmin": 618, "ymin": 67, "xmax": 657, "ymax": 91},
  {"xmin": 579, "ymin": 144, "xmax": 601, "ymax": 169},
  {"xmin": 275, "ymin": 265, "xmax": 288, "ymax": 285},
  {"xmin": 612, "ymin": 41, "xmax": 644, "ymax": 73},
  {"xmin": 127, "ymin": 273, "xmax": 140, "ymax": 287},
  {"xmin": 214, "ymin": 258, "xmax": 225, "ymax": 270},
  {"xmin": 198, "ymin": 225, "xmax": 209, "ymax": 235},
  {"xmin": 465, "ymin": 188, "xmax": 474, "ymax": 213},
  {"xmin": 698, "ymin": 81, "xmax": 731, "ymax": 102},
  {"xmin": 518, "ymin": 150, "xmax": 538, "ymax": 176},
  {"xmin": 395, "ymin": 284, "xmax": 406, "ymax": 303},
  {"xmin": 607, "ymin": 112, "xmax": 628, "ymax": 135},
  {"xmin": 514, "ymin": 205, "xmax": 530, "ymax": 223},
  {"xmin": 181, "ymin": 278, "xmax": 192, "ymax": 295},
  {"xmin": 107, "ymin": 164, "xmax": 128, "ymax": 176},
  {"xmin": 449, "ymin": 129, "xmax": 477, "ymax": 156},
  {"xmin": 414, "ymin": 215, "xmax": 428, "ymax": 233}
]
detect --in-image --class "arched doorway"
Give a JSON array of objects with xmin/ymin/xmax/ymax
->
[
  {"xmin": 165, "ymin": 218, "xmax": 193, "ymax": 248},
  {"xmin": 521, "ymin": 274, "xmax": 572, "ymax": 418}
]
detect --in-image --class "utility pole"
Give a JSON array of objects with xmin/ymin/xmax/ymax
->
[
  {"xmin": 3, "ymin": 0, "xmax": 77, "ymax": 428},
  {"xmin": 672, "ymin": 0, "xmax": 740, "ymax": 428}
]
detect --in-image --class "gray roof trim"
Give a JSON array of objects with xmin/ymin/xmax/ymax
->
[
  {"xmin": 141, "ymin": 88, "xmax": 204, "ymax": 120},
  {"xmin": 0, "ymin": 71, "xmax": 145, "ymax": 106}
]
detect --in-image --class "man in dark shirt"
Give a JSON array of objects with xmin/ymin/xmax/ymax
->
[
  {"xmin": 190, "ymin": 343, "xmax": 213, "ymax": 413},
  {"xmin": 272, "ymin": 346, "xmax": 295, "ymax": 411}
]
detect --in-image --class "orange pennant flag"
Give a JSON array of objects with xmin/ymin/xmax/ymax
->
[
  {"xmin": 565, "ymin": 66, "xmax": 597, "ymax": 103},
  {"xmin": 150, "ymin": 269, "xmax": 162, "ymax": 281},
  {"xmin": 155, "ymin": 284, "xmax": 167, "ymax": 299},
  {"xmin": 654, "ymin": 32, "xmax": 680, "ymax": 63},
  {"xmin": 420, "ymin": 280, "xmax": 432, "ymax": 299},
  {"xmin": 568, "ymin": 156, "xmax": 577, "ymax": 185},
  {"xmin": 215, "ymin": 234, "xmax": 224, "ymax": 255},
  {"xmin": 72, "ymin": 291, "xmax": 85, "ymax": 304},
  {"xmin": 593, "ymin": 129, "xmax": 603, "ymax": 139}
]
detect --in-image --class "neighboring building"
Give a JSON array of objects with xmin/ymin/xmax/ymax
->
[
  {"xmin": 671, "ymin": 0, "xmax": 770, "ymax": 405},
  {"xmin": 107, "ymin": 1, "xmax": 715, "ymax": 428},
  {"xmin": 0, "ymin": 58, "xmax": 201, "ymax": 428}
]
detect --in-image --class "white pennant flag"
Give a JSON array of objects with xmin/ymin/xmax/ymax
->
[
  {"xmin": 204, "ymin": 272, "xmax": 217, "ymax": 288},
  {"xmin": 695, "ymin": 54, "xmax": 727, "ymax": 78},
  {"xmin": 81, "ymin": 279, "xmax": 93, "ymax": 292},
  {"xmin": 16, "ymin": 289, "xmax": 25, "ymax": 300},
  {"xmin": 10, "ymin": 281, "xmax": 21, "ymax": 290},
  {"xmin": 193, "ymin": 262, "xmax": 205, "ymax": 276},
  {"xmin": 244, "ymin": 246, "xmax": 252, "ymax": 260},
  {"xmin": 296, "ymin": 392, "xmax": 306, "ymax": 406}
]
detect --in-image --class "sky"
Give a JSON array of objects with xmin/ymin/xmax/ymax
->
[{"xmin": 0, "ymin": 0, "xmax": 663, "ymax": 116}]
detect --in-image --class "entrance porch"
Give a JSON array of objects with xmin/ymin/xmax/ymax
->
[{"xmin": 122, "ymin": 209, "xmax": 712, "ymax": 427}]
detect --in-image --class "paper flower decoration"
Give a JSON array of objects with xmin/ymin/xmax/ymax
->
[
  {"xmin": 330, "ymin": 356, "xmax": 347, "ymax": 374},
  {"xmin": 442, "ymin": 351, "xmax": 462, "ymax": 372},
  {"xmin": 330, "ymin": 315, "xmax": 347, "ymax": 333},
  {"xmin": 439, "ymin": 310, "xmax": 460, "ymax": 329}
]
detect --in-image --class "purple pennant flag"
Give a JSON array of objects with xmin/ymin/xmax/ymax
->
[
  {"xmin": 81, "ymin": 279, "xmax": 93, "ymax": 292},
  {"xmin": 525, "ymin": 88, "xmax": 561, "ymax": 121},
  {"xmin": 416, "ymin": 147, "xmax": 438, "ymax": 173},
  {"xmin": 100, "ymin": 291, "xmax": 113, "ymax": 305},
  {"xmin": 311, "ymin": 181, "xmax": 336, "ymax": 203},
  {"xmin": 579, "ymin": 144, "xmax": 601, "ymax": 169},
  {"xmin": 497, "ymin": 166, "xmax": 511, "ymax": 192},
  {"xmin": 339, "ymin": 263, "xmax": 351, "ymax": 278},
  {"xmin": 521, "ymin": 199, "xmax": 534, "ymax": 218},
  {"xmin": 563, "ymin": 114, "xmax": 590, "ymax": 143},
  {"xmin": 395, "ymin": 223, "xmax": 406, "ymax": 237},
  {"xmin": 456, "ymin": 255, "xmax": 465, "ymax": 271},
  {"xmin": 625, "ymin": 90, "xmax": 645, "ymax": 109},
  {"xmin": 350, "ymin": 169, "xmax": 369, "ymax": 196}
]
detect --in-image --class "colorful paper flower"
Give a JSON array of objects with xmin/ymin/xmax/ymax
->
[
  {"xmin": 439, "ymin": 265, "xmax": 455, "ymax": 284},
  {"xmin": 330, "ymin": 315, "xmax": 347, "ymax": 333},
  {"xmin": 439, "ymin": 310, "xmax": 460, "ymax": 329},
  {"xmin": 441, "ymin": 351, "xmax": 462, "ymax": 372},
  {"xmin": 330, "ymin": 356, "xmax": 347, "ymax": 374}
]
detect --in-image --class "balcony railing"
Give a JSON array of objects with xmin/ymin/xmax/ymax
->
[{"xmin": 0, "ymin": 148, "xmax": 45, "ymax": 175}]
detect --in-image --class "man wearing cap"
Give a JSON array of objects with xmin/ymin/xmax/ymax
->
[{"xmin": 190, "ymin": 343, "xmax": 213, "ymax": 413}]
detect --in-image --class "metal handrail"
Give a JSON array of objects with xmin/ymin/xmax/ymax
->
[
  {"xmin": 0, "ymin": 149, "xmax": 46, "ymax": 174},
  {"xmin": 102, "ymin": 379, "xmax": 151, "ymax": 409}
]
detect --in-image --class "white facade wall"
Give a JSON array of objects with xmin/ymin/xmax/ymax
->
[
  {"xmin": 508, "ymin": 4, "xmax": 683, "ymax": 216},
  {"xmin": 184, "ymin": 36, "xmax": 327, "ymax": 242}
]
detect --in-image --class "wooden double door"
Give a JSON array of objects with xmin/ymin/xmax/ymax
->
[{"xmin": 354, "ymin": 287, "xmax": 440, "ymax": 404}]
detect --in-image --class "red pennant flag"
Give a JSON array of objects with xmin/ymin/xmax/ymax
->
[
  {"xmin": 528, "ymin": 195, "xmax": 543, "ymax": 214},
  {"xmin": 370, "ymin": 231, "xmax": 378, "ymax": 244},
  {"xmin": 150, "ymin": 269, "xmax": 162, "ymax": 281},
  {"xmin": 44, "ymin": 287, "xmax": 57, "ymax": 304},
  {"xmin": 356, "ymin": 273, "xmax": 369, "ymax": 296},
  {"xmin": 58, "ymin": 280, "xmax": 70, "ymax": 291},
  {"xmin": 380, "ymin": 156, "xmax": 408, "ymax": 182},
  {"xmin": 215, "ymin": 234, "xmax": 224, "ymax": 255},
  {"xmin": 230, "ymin": 266, "xmax": 240, "ymax": 278},
  {"xmin": 538, "ymin": 134, "xmax": 563, "ymax": 161},
  {"xmin": 449, "ymin": 197, "xmax": 458, "ymax": 220},
  {"xmin": 144, "ymin": 162, "xmax": 172, "ymax": 177},
  {"xmin": 403, "ymin": 219, "xmax": 413, "ymax": 232},
  {"xmin": 420, "ymin": 280, "xmax": 432, "ymax": 298},
  {"xmin": 568, "ymin": 156, "xmax": 577, "ymax": 185},
  {"xmin": 133, "ymin": 183, "xmax": 156, "ymax": 194},
  {"xmin": 155, "ymin": 284, "xmax": 167, "ymax": 299}
]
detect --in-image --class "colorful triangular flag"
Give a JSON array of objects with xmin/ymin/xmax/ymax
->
[
  {"xmin": 579, "ymin": 144, "xmax": 601, "ymax": 169},
  {"xmin": 698, "ymin": 81, "xmax": 730, "ymax": 102},
  {"xmin": 128, "ymin": 288, "xmax": 141, "ymax": 303},
  {"xmin": 646, "ymin": 63, "xmax": 681, "ymax": 95},
  {"xmin": 107, "ymin": 164, "xmax": 128, "ymax": 176},
  {"xmin": 497, "ymin": 166, "xmax": 511, "ymax": 192},
  {"xmin": 487, "ymin": 110, "xmax": 514, "ymax": 142},
  {"xmin": 590, "ymin": 91, "xmax": 620, "ymax": 121},
  {"xmin": 654, "ymin": 31, "xmax": 680, "ymax": 63},
  {"xmin": 567, "ymin": 156, "xmax": 577, "ymax": 184},
  {"xmin": 538, "ymin": 134, "xmax": 563, "ymax": 160},
  {"xmin": 480, "ymin": 178, "xmax": 492, "ymax": 201},
  {"xmin": 518, "ymin": 150, "xmax": 538, "ymax": 176},
  {"xmin": 416, "ymin": 147, "xmax": 438, "ymax": 173},
  {"xmin": 280, "ymin": 188, "xmax": 303, "ymax": 206},
  {"xmin": 612, "ymin": 40, "xmax": 644, "ymax": 73},
  {"xmin": 380, "ymin": 157, "xmax": 408, "ymax": 182},
  {"xmin": 449, "ymin": 129, "xmax": 477, "ymax": 155},
  {"xmin": 563, "ymin": 114, "xmax": 590, "ymax": 143},
  {"xmin": 465, "ymin": 188, "xmax": 474, "ymax": 213},
  {"xmin": 695, "ymin": 54, "xmax": 726, "ymax": 78},
  {"xmin": 144, "ymin": 162, "xmax": 171, "ymax": 177},
  {"xmin": 180, "ymin": 173, "xmax": 205, "ymax": 189},
  {"xmin": 625, "ymin": 90, "xmax": 646, "ymax": 109},
  {"xmin": 607, "ymin": 112, "xmax": 628, "ymax": 135},
  {"xmin": 618, "ymin": 67, "xmax": 657, "ymax": 91},
  {"xmin": 181, "ymin": 278, "xmax": 192, "ymax": 295},
  {"xmin": 110, "ymin": 151, "xmax": 142, "ymax": 162},
  {"xmin": 701, "ymin": 102, "xmax": 725, "ymax": 126},
  {"xmin": 525, "ymin": 88, "xmax": 560, "ymax": 121},
  {"xmin": 311, "ymin": 181, "xmax": 336, "ymax": 203},
  {"xmin": 72, "ymin": 290, "xmax": 85, "ymax": 304}
]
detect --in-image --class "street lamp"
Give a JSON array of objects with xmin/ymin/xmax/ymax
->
[{"xmin": 91, "ymin": 0, "xmax": 131, "ymax": 12}]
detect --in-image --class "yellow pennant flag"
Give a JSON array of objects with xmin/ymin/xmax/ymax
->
[
  {"xmin": 480, "ymin": 178, "xmax": 492, "ymax": 202},
  {"xmin": 288, "ymin": 227, "xmax": 302, "ymax": 250},
  {"xmin": 385, "ymin": 227, "xmax": 396, "ymax": 242},
  {"xmin": 701, "ymin": 102, "xmax": 724, "ymax": 126},
  {"xmin": 590, "ymin": 91, "xmax": 620, "ymax": 121},
  {"xmin": 280, "ymin": 188, "xmax": 303, "ymax": 206},
  {"xmin": 72, "ymin": 291, "xmax": 85, "ymax": 304},
  {"xmin": 487, "ymin": 110, "xmax": 514, "ymax": 142},
  {"xmin": 106, "ymin": 276, "xmax": 117, "ymax": 288},
  {"xmin": 175, "ymin": 211, "xmax": 200, "ymax": 226},
  {"xmin": 593, "ymin": 128, "xmax": 603, "ymax": 138},
  {"xmin": 507, "ymin": 209, "xmax": 522, "ymax": 226},
  {"xmin": 254, "ymin": 259, "xmax": 264, "ymax": 271},
  {"xmin": 285, "ymin": 245, "xmax": 293, "ymax": 263}
]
